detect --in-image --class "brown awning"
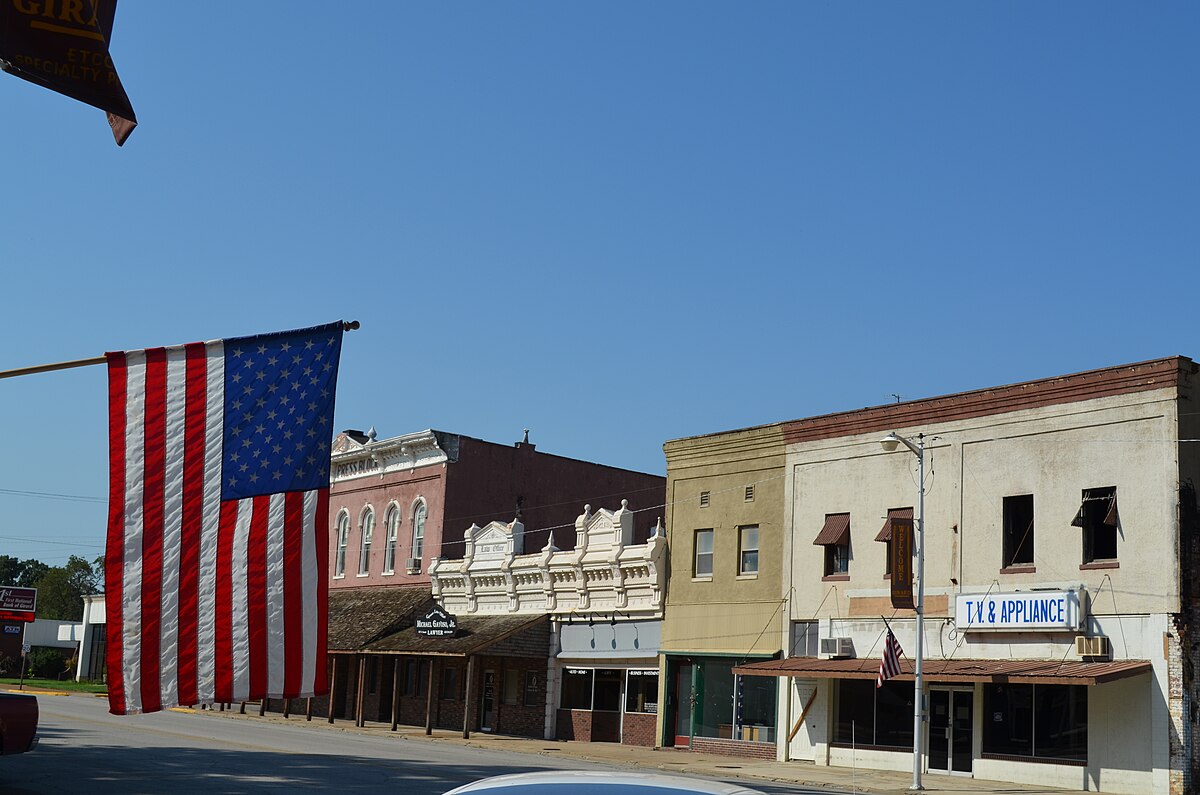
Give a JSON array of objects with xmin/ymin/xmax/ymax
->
[
  {"xmin": 875, "ymin": 507, "xmax": 913, "ymax": 542},
  {"xmin": 813, "ymin": 513, "xmax": 850, "ymax": 546},
  {"xmin": 732, "ymin": 656, "xmax": 1151, "ymax": 686}
]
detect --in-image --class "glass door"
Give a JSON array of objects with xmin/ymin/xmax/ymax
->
[
  {"xmin": 672, "ymin": 662, "xmax": 693, "ymax": 747},
  {"xmin": 928, "ymin": 688, "xmax": 973, "ymax": 774}
]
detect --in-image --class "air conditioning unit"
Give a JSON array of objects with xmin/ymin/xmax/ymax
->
[
  {"xmin": 405, "ymin": 557, "xmax": 422, "ymax": 574},
  {"xmin": 1075, "ymin": 636, "xmax": 1109, "ymax": 658},
  {"xmin": 820, "ymin": 637, "xmax": 853, "ymax": 658}
]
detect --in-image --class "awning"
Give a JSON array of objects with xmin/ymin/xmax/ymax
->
[
  {"xmin": 875, "ymin": 507, "xmax": 913, "ymax": 542},
  {"xmin": 558, "ymin": 619, "xmax": 661, "ymax": 662},
  {"xmin": 813, "ymin": 513, "xmax": 850, "ymax": 546},
  {"xmin": 732, "ymin": 656, "xmax": 1152, "ymax": 686}
]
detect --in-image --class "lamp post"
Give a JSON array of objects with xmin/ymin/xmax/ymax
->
[{"xmin": 880, "ymin": 431, "xmax": 925, "ymax": 791}]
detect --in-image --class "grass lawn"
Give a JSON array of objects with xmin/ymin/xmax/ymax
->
[{"xmin": 0, "ymin": 677, "xmax": 108, "ymax": 694}]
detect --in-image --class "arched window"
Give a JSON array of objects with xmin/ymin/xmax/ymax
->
[
  {"xmin": 384, "ymin": 504, "xmax": 400, "ymax": 574},
  {"xmin": 359, "ymin": 507, "xmax": 375, "ymax": 576},
  {"xmin": 334, "ymin": 511, "xmax": 350, "ymax": 578},
  {"xmin": 411, "ymin": 499, "xmax": 427, "ymax": 561}
]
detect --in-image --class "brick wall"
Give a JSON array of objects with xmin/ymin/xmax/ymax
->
[
  {"xmin": 1173, "ymin": 480, "xmax": 1200, "ymax": 795},
  {"xmin": 557, "ymin": 709, "xmax": 590, "ymax": 740},
  {"xmin": 690, "ymin": 737, "xmax": 776, "ymax": 760},
  {"xmin": 622, "ymin": 712, "xmax": 656, "ymax": 747},
  {"xmin": 474, "ymin": 654, "xmax": 545, "ymax": 738}
]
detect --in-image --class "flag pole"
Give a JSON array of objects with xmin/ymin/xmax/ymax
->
[{"xmin": 0, "ymin": 321, "xmax": 361, "ymax": 381}]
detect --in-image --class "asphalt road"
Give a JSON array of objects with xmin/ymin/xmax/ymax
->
[{"xmin": 1, "ymin": 694, "xmax": 826, "ymax": 795}]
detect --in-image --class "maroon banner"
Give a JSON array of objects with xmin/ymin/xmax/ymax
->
[
  {"xmin": 890, "ymin": 517, "xmax": 915, "ymax": 610},
  {"xmin": 0, "ymin": 0, "xmax": 137, "ymax": 145}
]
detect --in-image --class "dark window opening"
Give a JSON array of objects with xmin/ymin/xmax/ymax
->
[
  {"xmin": 983, "ymin": 684, "xmax": 1087, "ymax": 761},
  {"xmin": 833, "ymin": 679, "xmax": 913, "ymax": 748},
  {"xmin": 560, "ymin": 668, "xmax": 594, "ymax": 710},
  {"xmin": 1003, "ymin": 494, "xmax": 1035, "ymax": 567},
  {"xmin": 1077, "ymin": 487, "xmax": 1118, "ymax": 563},
  {"xmin": 625, "ymin": 670, "xmax": 659, "ymax": 714},
  {"xmin": 825, "ymin": 543, "xmax": 848, "ymax": 576},
  {"xmin": 441, "ymin": 666, "xmax": 459, "ymax": 700}
]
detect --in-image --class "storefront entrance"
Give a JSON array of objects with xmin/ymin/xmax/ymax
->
[{"xmin": 928, "ymin": 688, "xmax": 973, "ymax": 774}]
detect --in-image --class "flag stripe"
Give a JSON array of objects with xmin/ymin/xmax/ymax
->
[
  {"xmin": 158, "ymin": 347, "xmax": 188, "ymax": 710},
  {"xmin": 139, "ymin": 348, "xmax": 167, "ymax": 715},
  {"xmin": 104, "ymin": 352, "xmax": 129, "ymax": 714},
  {"xmin": 121, "ymin": 351, "xmax": 148, "ymax": 715},
  {"xmin": 176, "ymin": 343, "xmax": 207, "ymax": 705},
  {"xmin": 300, "ymin": 489, "xmax": 319, "ymax": 695},
  {"xmin": 197, "ymin": 341, "xmax": 224, "ymax": 705},
  {"xmin": 283, "ymin": 491, "xmax": 304, "ymax": 697},
  {"xmin": 230, "ymin": 499, "xmax": 253, "ymax": 702},
  {"xmin": 266, "ymin": 493, "xmax": 287, "ymax": 696},
  {"xmin": 314, "ymin": 488, "xmax": 330, "ymax": 696},
  {"xmin": 247, "ymin": 495, "xmax": 270, "ymax": 699}
]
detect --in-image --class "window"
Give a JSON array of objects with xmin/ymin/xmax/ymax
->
[
  {"xmin": 403, "ymin": 659, "xmax": 428, "ymax": 697},
  {"xmin": 834, "ymin": 679, "xmax": 914, "ymax": 748},
  {"xmin": 1003, "ymin": 494, "xmax": 1035, "ymax": 568},
  {"xmin": 524, "ymin": 671, "xmax": 540, "ymax": 707},
  {"xmin": 875, "ymin": 508, "xmax": 912, "ymax": 578},
  {"xmin": 560, "ymin": 668, "xmax": 593, "ymax": 710},
  {"xmin": 983, "ymin": 684, "xmax": 1087, "ymax": 761},
  {"xmin": 625, "ymin": 669, "xmax": 659, "ymax": 714},
  {"xmin": 358, "ymin": 508, "xmax": 374, "ymax": 575},
  {"xmin": 1075, "ymin": 487, "xmax": 1118, "ymax": 564},
  {"xmin": 334, "ymin": 512, "xmax": 349, "ymax": 577},
  {"xmin": 814, "ymin": 513, "xmax": 850, "ymax": 578},
  {"xmin": 441, "ymin": 666, "xmax": 459, "ymax": 700},
  {"xmin": 502, "ymin": 669, "xmax": 519, "ymax": 705},
  {"xmin": 693, "ymin": 529, "xmax": 714, "ymax": 577},
  {"xmin": 594, "ymin": 669, "xmax": 622, "ymax": 711},
  {"xmin": 744, "ymin": 485, "xmax": 755, "ymax": 502},
  {"xmin": 411, "ymin": 499, "xmax": 427, "ymax": 560},
  {"xmin": 383, "ymin": 505, "xmax": 400, "ymax": 574},
  {"xmin": 738, "ymin": 525, "xmax": 759, "ymax": 575}
]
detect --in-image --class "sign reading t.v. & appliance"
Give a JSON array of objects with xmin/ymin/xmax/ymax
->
[{"xmin": 955, "ymin": 590, "xmax": 1083, "ymax": 632}]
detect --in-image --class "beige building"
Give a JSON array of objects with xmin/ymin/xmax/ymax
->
[
  {"xmin": 733, "ymin": 357, "xmax": 1200, "ymax": 794},
  {"xmin": 658, "ymin": 423, "xmax": 787, "ymax": 757}
]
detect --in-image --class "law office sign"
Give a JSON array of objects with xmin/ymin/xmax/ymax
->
[
  {"xmin": 415, "ymin": 605, "xmax": 458, "ymax": 637},
  {"xmin": 0, "ymin": 587, "xmax": 37, "ymax": 623},
  {"xmin": 956, "ymin": 589, "xmax": 1082, "ymax": 632}
]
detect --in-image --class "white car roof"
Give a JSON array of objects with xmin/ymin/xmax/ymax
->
[{"xmin": 443, "ymin": 770, "xmax": 765, "ymax": 795}]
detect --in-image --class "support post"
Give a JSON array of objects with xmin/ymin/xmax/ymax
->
[
  {"xmin": 328, "ymin": 656, "xmax": 338, "ymax": 724},
  {"xmin": 391, "ymin": 658, "xmax": 401, "ymax": 732},
  {"xmin": 463, "ymin": 655, "xmax": 476, "ymax": 739},
  {"xmin": 425, "ymin": 658, "xmax": 435, "ymax": 735},
  {"xmin": 306, "ymin": 697, "xmax": 313, "ymax": 722},
  {"xmin": 355, "ymin": 656, "xmax": 366, "ymax": 728}
]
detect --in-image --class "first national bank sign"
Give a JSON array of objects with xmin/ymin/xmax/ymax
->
[{"xmin": 955, "ymin": 590, "xmax": 1083, "ymax": 632}]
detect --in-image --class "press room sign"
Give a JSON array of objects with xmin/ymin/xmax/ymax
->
[
  {"xmin": 415, "ymin": 605, "xmax": 458, "ymax": 637},
  {"xmin": 955, "ymin": 590, "xmax": 1082, "ymax": 632},
  {"xmin": 0, "ymin": 587, "xmax": 37, "ymax": 623}
]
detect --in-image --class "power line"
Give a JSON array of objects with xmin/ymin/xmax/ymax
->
[{"xmin": 0, "ymin": 487, "xmax": 105, "ymax": 504}]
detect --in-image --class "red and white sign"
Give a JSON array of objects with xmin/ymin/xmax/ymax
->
[{"xmin": 0, "ymin": 587, "xmax": 37, "ymax": 623}]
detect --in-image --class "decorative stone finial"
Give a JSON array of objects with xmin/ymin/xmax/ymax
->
[{"xmin": 367, "ymin": 426, "xmax": 377, "ymax": 441}]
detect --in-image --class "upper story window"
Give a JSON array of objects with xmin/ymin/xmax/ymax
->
[
  {"xmin": 334, "ymin": 511, "xmax": 349, "ymax": 578},
  {"xmin": 358, "ymin": 507, "xmax": 374, "ymax": 576},
  {"xmin": 383, "ymin": 504, "xmax": 400, "ymax": 574},
  {"xmin": 411, "ymin": 499, "xmax": 427, "ymax": 560},
  {"xmin": 1074, "ymin": 486, "xmax": 1118, "ymax": 565},
  {"xmin": 693, "ymin": 529, "xmax": 714, "ymax": 578},
  {"xmin": 875, "ymin": 507, "xmax": 912, "ymax": 577},
  {"xmin": 814, "ymin": 513, "xmax": 850, "ymax": 578},
  {"xmin": 1002, "ymin": 494, "xmax": 1035, "ymax": 569},
  {"xmin": 738, "ymin": 525, "xmax": 759, "ymax": 575}
]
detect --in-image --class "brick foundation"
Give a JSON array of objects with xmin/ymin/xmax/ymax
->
[{"xmin": 690, "ymin": 737, "xmax": 777, "ymax": 760}]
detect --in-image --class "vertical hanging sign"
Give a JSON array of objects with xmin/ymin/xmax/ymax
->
[{"xmin": 890, "ymin": 517, "xmax": 915, "ymax": 609}]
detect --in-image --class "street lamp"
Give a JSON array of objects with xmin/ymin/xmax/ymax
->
[{"xmin": 880, "ymin": 431, "xmax": 926, "ymax": 791}]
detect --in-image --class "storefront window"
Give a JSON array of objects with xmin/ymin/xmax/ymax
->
[
  {"xmin": 694, "ymin": 659, "xmax": 735, "ymax": 738},
  {"xmin": 560, "ymin": 668, "xmax": 594, "ymax": 710},
  {"xmin": 594, "ymin": 669, "xmax": 622, "ymax": 711},
  {"xmin": 834, "ymin": 679, "xmax": 914, "ymax": 748},
  {"xmin": 502, "ymin": 669, "xmax": 519, "ymax": 705},
  {"xmin": 984, "ymin": 684, "xmax": 1087, "ymax": 761},
  {"xmin": 737, "ymin": 675, "xmax": 777, "ymax": 741},
  {"xmin": 625, "ymin": 669, "xmax": 659, "ymax": 714}
]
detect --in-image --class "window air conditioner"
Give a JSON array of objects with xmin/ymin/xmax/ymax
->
[
  {"xmin": 819, "ymin": 637, "xmax": 853, "ymax": 658},
  {"xmin": 405, "ymin": 558, "xmax": 422, "ymax": 574},
  {"xmin": 1075, "ymin": 636, "xmax": 1109, "ymax": 657}
]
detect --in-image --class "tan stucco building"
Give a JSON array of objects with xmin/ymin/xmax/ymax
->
[
  {"xmin": 733, "ymin": 357, "xmax": 1200, "ymax": 794},
  {"xmin": 657, "ymin": 423, "xmax": 786, "ymax": 757}
]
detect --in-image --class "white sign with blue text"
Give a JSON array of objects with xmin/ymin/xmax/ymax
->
[{"xmin": 955, "ymin": 590, "xmax": 1082, "ymax": 632}]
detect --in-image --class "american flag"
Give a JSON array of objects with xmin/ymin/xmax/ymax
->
[
  {"xmin": 104, "ymin": 322, "xmax": 343, "ymax": 715},
  {"xmin": 877, "ymin": 629, "xmax": 903, "ymax": 688}
]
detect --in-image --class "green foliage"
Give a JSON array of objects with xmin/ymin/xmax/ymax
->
[
  {"xmin": 0, "ymin": 555, "xmax": 50, "ymax": 588},
  {"xmin": 30, "ymin": 555, "xmax": 103, "ymax": 621},
  {"xmin": 26, "ymin": 647, "xmax": 67, "ymax": 679}
]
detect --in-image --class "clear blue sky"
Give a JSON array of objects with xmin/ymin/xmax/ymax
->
[{"xmin": 1, "ymin": 2, "xmax": 1196, "ymax": 565}]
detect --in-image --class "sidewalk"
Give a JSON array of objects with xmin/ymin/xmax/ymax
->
[{"xmin": 180, "ymin": 701, "xmax": 1090, "ymax": 795}]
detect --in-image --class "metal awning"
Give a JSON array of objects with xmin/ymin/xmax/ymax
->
[
  {"xmin": 813, "ymin": 513, "xmax": 851, "ymax": 546},
  {"xmin": 732, "ymin": 656, "xmax": 1152, "ymax": 686}
]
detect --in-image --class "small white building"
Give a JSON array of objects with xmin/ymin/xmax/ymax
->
[{"xmin": 431, "ymin": 501, "xmax": 667, "ymax": 745}]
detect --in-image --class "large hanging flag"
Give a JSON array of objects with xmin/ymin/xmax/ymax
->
[
  {"xmin": 876, "ymin": 629, "xmax": 903, "ymax": 688},
  {"xmin": 0, "ymin": 0, "xmax": 137, "ymax": 145},
  {"xmin": 105, "ymin": 322, "xmax": 344, "ymax": 715}
]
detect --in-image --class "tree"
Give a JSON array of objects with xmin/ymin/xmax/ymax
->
[
  {"xmin": 32, "ymin": 555, "xmax": 102, "ymax": 621},
  {"xmin": 0, "ymin": 555, "xmax": 50, "ymax": 588}
]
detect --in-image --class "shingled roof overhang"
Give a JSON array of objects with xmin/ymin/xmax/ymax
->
[
  {"xmin": 358, "ymin": 614, "xmax": 549, "ymax": 657},
  {"xmin": 326, "ymin": 586, "xmax": 436, "ymax": 651},
  {"xmin": 732, "ymin": 657, "xmax": 1152, "ymax": 686}
]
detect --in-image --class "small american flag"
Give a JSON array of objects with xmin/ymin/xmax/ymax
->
[
  {"xmin": 105, "ymin": 322, "xmax": 343, "ymax": 715},
  {"xmin": 877, "ymin": 629, "xmax": 903, "ymax": 687}
]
